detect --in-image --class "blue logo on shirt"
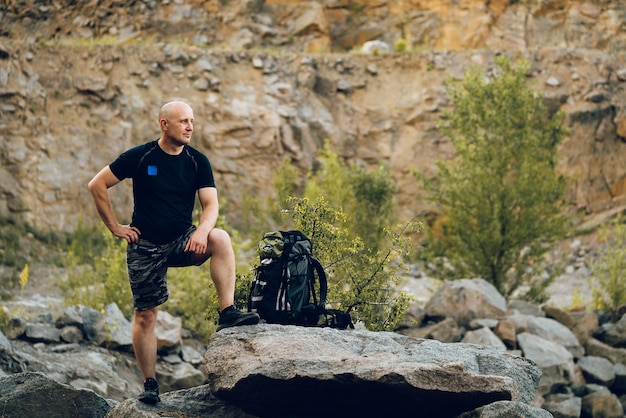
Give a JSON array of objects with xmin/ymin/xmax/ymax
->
[{"xmin": 147, "ymin": 165, "xmax": 157, "ymax": 176}]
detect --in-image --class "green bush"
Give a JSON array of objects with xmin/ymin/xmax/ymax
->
[
  {"xmin": 163, "ymin": 266, "xmax": 217, "ymax": 340},
  {"xmin": 242, "ymin": 144, "xmax": 420, "ymax": 331},
  {"xmin": 61, "ymin": 225, "xmax": 133, "ymax": 316},
  {"xmin": 304, "ymin": 142, "xmax": 397, "ymax": 253},
  {"xmin": 0, "ymin": 215, "xmax": 67, "ymax": 291},
  {"xmin": 283, "ymin": 195, "xmax": 418, "ymax": 331},
  {"xmin": 418, "ymin": 55, "xmax": 568, "ymax": 300}
]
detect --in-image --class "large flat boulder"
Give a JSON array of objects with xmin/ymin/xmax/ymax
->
[{"xmin": 205, "ymin": 324, "xmax": 541, "ymax": 417}]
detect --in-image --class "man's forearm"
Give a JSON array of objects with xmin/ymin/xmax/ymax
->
[
  {"xmin": 196, "ymin": 205, "xmax": 219, "ymax": 235},
  {"xmin": 89, "ymin": 185, "xmax": 119, "ymax": 232}
]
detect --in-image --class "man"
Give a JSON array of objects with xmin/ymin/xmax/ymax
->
[{"xmin": 88, "ymin": 100, "xmax": 259, "ymax": 404}]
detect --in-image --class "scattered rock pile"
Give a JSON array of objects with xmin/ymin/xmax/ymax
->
[
  {"xmin": 398, "ymin": 278, "xmax": 626, "ymax": 418},
  {"xmin": 0, "ymin": 303, "xmax": 207, "ymax": 400},
  {"xmin": 1, "ymin": 276, "xmax": 625, "ymax": 417}
]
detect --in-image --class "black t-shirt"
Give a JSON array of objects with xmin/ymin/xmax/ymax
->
[{"xmin": 109, "ymin": 140, "xmax": 216, "ymax": 244}]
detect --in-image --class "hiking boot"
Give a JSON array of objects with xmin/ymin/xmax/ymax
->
[
  {"xmin": 138, "ymin": 378, "xmax": 160, "ymax": 404},
  {"xmin": 217, "ymin": 305, "xmax": 260, "ymax": 331}
]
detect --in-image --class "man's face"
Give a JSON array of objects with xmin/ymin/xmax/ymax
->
[{"xmin": 163, "ymin": 104, "xmax": 194, "ymax": 146}]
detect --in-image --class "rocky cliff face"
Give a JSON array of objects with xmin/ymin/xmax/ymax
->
[{"xmin": 0, "ymin": 0, "xmax": 625, "ymax": 232}]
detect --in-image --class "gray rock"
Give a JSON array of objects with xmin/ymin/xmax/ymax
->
[
  {"xmin": 0, "ymin": 372, "xmax": 113, "ymax": 418},
  {"xmin": 106, "ymin": 385, "xmax": 254, "ymax": 418},
  {"xmin": 0, "ymin": 329, "xmax": 11, "ymax": 353},
  {"xmin": 3, "ymin": 339, "xmax": 138, "ymax": 401},
  {"xmin": 205, "ymin": 324, "xmax": 541, "ymax": 417},
  {"xmin": 526, "ymin": 316, "xmax": 585, "ymax": 359},
  {"xmin": 577, "ymin": 356, "xmax": 616, "ymax": 387},
  {"xmin": 157, "ymin": 361, "xmax": 207, "ymax": 393},
  {"xmin": 60, "ymin": 325, "xmax": 84, "ymax": 344},
  {"xmin": 611, "ymin": 362, "xmax": 626, "ymax": 393},
  {"xmin": 55, "ymin": 305, "xmax": 102, "ymax": 342},
  {"xmin": 425, "ymin": 279, "xmax": 507, "ymax": 327},
  {"xmin": 95, "ymin": 303, "xmax": 132, "ymax": 349},
  {"xmin": 581, "ymin": 391, "xmax": 624, "ymax": 418},
  {"xmin": 517, "ymin": 332, "xmax": 577, "ymax": 395},
  {"xmin": 584, "ymin": 337, "xmax": 626, "ymax": 365},
  {"xmin": 543, "ymin": 393, "xmax": 582, "ymax": 418},
  {"xmin": 23, "ymin": 323, "xmax": 61, "ymax": 343},
  {"xmin": 457, "ymin": 400, "xmax": 554, "ymax": 417},
  {"xmin": 155, "ymin": 310, "xmax": 183, "ymax": 353},
  {"xmin": 596, "ymin": 315, "xmax": 626, "ymax": 348},
  {"xmin": 462, "ymin": 327, "xmax": 507, "ymax": 351}
]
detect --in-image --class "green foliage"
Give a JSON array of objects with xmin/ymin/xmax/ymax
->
[
  {"xmin": 239, "ymin": 158, "xmax": 301, "ymax": 239},
  {"xmin": 253, "ymin": 145, "xmax": 419, "ymax": 331},
  {"xmin": 0, "ymin": 215, "xmax": 68, "ymax": 296},
  {"xmin": 237, "ymin": 144, "xmax": 420, "ymax": 331},
  {"xmin": 394, "ymin": 38, "xmax": 408, "ymax": 53},
  {"xmin": 304, "ymin": 142, "xmax": 397, "ymax": 253},
  {"xmin": 61, "ymin": 225, "xmax": 134, "ymax": 317},
  {"xmin": 348, "ymin": 164, "xmax": 397, "ymax": 251},
  {"xmin": 589, "ymin": 216, "xmax": 626, "ymax": 312},
  {"xmin": 419, "ymin": 55, "xmax": 568, "ymax": 299},
  {"xmin": 282, "ymin": 195, "xmax": 418, "ymax": 331},
  {"xmin": 64, "ymin": 219, "xmax": 108, "ymax": 266},
  {"xmin": 163, "ymin": 266, "xmax": 217, "ymax": 340}
]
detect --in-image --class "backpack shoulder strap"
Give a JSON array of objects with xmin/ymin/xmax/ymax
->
[{"xmin": 310, "ymin": 256, "xmax": 327, "ymax": 307}]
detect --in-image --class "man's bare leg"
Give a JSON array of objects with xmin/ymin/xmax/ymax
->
[
  {"xmin": 133, "ymin": 307, "xmax": 160, "ymax": 403},
  {"xmin": 205, "ymin": 228, "xmax": 236, "ymax": 311},
  {"xmin": 198, "ymin": 228, "xmax": 259, "ymax": 330}
]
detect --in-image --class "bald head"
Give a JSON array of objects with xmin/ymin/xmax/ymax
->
[
  {"xmin": 158, "ymin": 100, "xmax": 194, "ymax": 152},
  {"xmin": 159, "ymin": 101, "xmax": 193, "ymax": 122}
]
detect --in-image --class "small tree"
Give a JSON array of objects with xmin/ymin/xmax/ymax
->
[{"xmin": 419, "ymin": 55, "xmax": 568, "ymax": 299}]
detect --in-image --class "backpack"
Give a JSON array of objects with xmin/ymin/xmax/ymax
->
[{"xmin": 248, "ymin": 230, "xmax": 354, "ymax": 329}]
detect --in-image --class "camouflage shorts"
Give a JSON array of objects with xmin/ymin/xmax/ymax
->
[{"xmin": 126, "ymin": 226, "xmax": 198, "ymax": 311}]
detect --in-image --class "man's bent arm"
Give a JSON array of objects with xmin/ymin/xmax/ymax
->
[
  {"xmin": 88, "ymin": 166, "xmax": 140, "ymax": 243},
  {"xmin": 184, "ymin": 187, "xmax": 219, "ymax": 254}
]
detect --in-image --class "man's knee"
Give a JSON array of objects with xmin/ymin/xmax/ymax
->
[
  {"xmin": 207, "ymin": 228, "xmax": 233, "ymax": 255},
  {"xmin": 192, "ymin": 228, "xmax": 233, "ymax": 265},
  {"xmin": 134, "ymin": 308, "xmax": 158, "ymax": 329},
  {"xmin": 208, "ymin": 228, "xmax": 232, "ymax": 250}
]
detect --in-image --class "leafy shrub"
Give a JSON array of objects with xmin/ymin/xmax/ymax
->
[
  {"xmin": 418, "ymin": 55, "xmax": 568, "ymax": 299},
  {"xmin": 237, "ymin": 144, "xmax": 420, "ymax": 331},
  {"xmin": 284, "ymin": 195, "xmax": 418, "ymax": 331},
  {"xmin": 0, "ymin": 215, "xmax": 67, "ymax": 291},
  {"xmin": 163, "ymin": 266, "xmax": 217, "ymax": 340},
  {"xmin": 61, "ymin": 225, "xmax": 133, "ymax": 316}
]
